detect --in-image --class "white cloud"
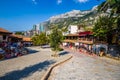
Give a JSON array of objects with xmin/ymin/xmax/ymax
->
[
  {"xmin": 57, "ymin": 0, "xmax": 62, "ymax": 5},
  {"xmin": 76, "ymin": 0, "xmax": 88, "ymax": 3},
  {"xmin": 32, "ymin": 0, "xmax": 37, "ymax": 5}
]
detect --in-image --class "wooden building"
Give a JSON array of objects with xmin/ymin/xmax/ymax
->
[
  {"xmin": 64, "ymin": 31, "xmax": 93, "ymax": 45},
  {"xmin": 0, "ymin": 28, "xmax": 12, "ymax": 42},
  {"xmin": 8, "ymin": 34, "xmax": 23, "ymax": 42},
  {"xmin": 63, "ymin": 31, "xmax": 93, "ymax": 51}
]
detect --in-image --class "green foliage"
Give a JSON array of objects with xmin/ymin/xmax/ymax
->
[
  {"xmin": 93, "ymin": 16, "xmax": 115, "ymax": 41},
  {"xmin": 49, "ymin": 26, "xmax": 63, "ymax": 52},
  {"xmin": 31, "ymin": 32, "xmax": 48, "ymax": 46},
  {"xmin": 97, "ymin": 0, "xmax": 120, "ymax": 44},
  {"xmin": 15, "ymin": 32, "xmax": 24, "ymax": 35},
  {"xmin": 98, "ymin": 0, "xmax": 120, "ymax": 13},
  {"xmin": 58, "ymin": 48, "xmax": 64, "ymax": 51},
  {"xmin": 39, "ymin": 32, "xmax": 49, "ymax": 45},
  {"xmin": 61, "ymin": 26, "xmax": 68, "ymax": 32},
  {"xmin": 84, "ymin": 27, "xmax": 93, "ymax": 31},
  {"xmin": 31, "ymin": 34, "xmax": 39, "ymax": 45}
]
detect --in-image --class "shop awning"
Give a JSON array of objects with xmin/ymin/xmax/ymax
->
[{"xmin": 79, "ymin": 31, "xmax": 93, "ymax": 36}]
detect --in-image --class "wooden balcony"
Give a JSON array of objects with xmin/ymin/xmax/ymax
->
[{"xmin": 64, "ymin": 39, "xmax": 93, "ymax": 44}]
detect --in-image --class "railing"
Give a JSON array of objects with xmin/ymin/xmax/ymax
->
[{"xmin": 64, "ymin": 39, "xmax": 93, "ymax": 44}]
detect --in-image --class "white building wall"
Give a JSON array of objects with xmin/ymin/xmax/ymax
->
[
  {"xmin": 68, "ymin": 25, "xmax": 78, "ymax": 34},
  {"xmin": 35, "ymin": 24, "xmax": 40, "ymax": 31}
]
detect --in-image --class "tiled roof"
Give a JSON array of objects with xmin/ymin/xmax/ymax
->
[
  {"xmin": 23, "ymin": 37, "xmax": 31, "ymax": 42},
  {"xmin": 0, "ymin": 27, "xmax": 12, "ymax": 33},
  {"xmin": 9, "ymin": 34, "xmax": 32, "ymax": 41},
  {"xmin": 9, "ymin": 34, "xmax": 23, "ymax": 38}
]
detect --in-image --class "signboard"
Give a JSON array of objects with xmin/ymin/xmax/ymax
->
[{"xmin": 75, "ymin": 42, "xmax": 79, "ymax": 46}]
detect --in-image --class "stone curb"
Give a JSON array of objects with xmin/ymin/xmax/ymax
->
[
  {"xmin": 41, "ymin": 55, "xmax": 73, "ymax": 80},
  {"xmin": 105, "ymin": 55, "xmax": 120, "ymax": 60}
]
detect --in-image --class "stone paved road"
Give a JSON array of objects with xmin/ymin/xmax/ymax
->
[
  {"xmin": 0, "ymin": 46, "xmax": 55, "ymax": 80},
  {"xmin": 52, "ymin": 51, "xmax": 120, "ymax": 80}
]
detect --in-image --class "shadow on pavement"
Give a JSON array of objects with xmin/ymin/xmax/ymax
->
[
  {"xmin": 28, "ymin": 49, "xmax": 39, "ymax": 54},
  {"xmin": 41, "ymin": 45, "xmax": 50, "ymax": 49},
  {"xmin": 59, "ymin": 51, "xmax": 69, "ymax": 56},
  {"xmin": 0, "ymin": 60, "xmax": 56, "ymax": 80}
]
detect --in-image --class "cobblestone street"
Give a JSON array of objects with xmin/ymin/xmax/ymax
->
[
  {"xmin": 52, "ymin": 51, "xmax": 120, "ymax": 80},
  {"xmin": 0, "ymin": 46, "xmax": 55, "ymax": 80},
  {"xmin": 0, "ymin": 46, "xmax": 120, "ymax": 80}
]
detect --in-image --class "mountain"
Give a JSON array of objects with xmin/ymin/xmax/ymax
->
[
  {"xmin": 49, "ymin": 10, "xmax": 91, "ymax": 23},
  {"xmin": 40, "ymin": 5, "xmax": 108, "ymax": 30}
]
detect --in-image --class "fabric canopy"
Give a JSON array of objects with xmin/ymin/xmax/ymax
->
[{"xmin": 79, "ymin": 31, "xmax": 93, "ymax": 36}]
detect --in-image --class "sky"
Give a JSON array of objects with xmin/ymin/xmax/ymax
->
[{"xmin": 0, "ymin": 0, "xmax": 105, "ymax": 32}]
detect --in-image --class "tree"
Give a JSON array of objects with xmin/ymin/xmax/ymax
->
[
  {"xmin": 93, "ymin": 16, "xmax": 115, "ymax": 43},
  {"xmin": 97, "ymin": 0, "xmax": 120, "ymax": 44},
  {"xmin": 38, "ymin": 32, "xmax": 48, "ymax": 47},
  {"xmin": 61, "ymin": 26, "xmax": 68, "ymax": 33},
  {"xmin": 49, "ymin": 26, "xmax": 63, "ymax": 56},
  {"xmin": 15, "ymin": 32, "xmax": 24, "ymax": 35},
  {"xmin": 98, "ymin": 0, "xmax": 120, "ymax": 15},
  {"xmin": 31, "ymin": 32, "xmax": 48, "ymax": 47},
  {"xmin": 31, "ymin": 34, "xmax": 39, "ymax": 46}
]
